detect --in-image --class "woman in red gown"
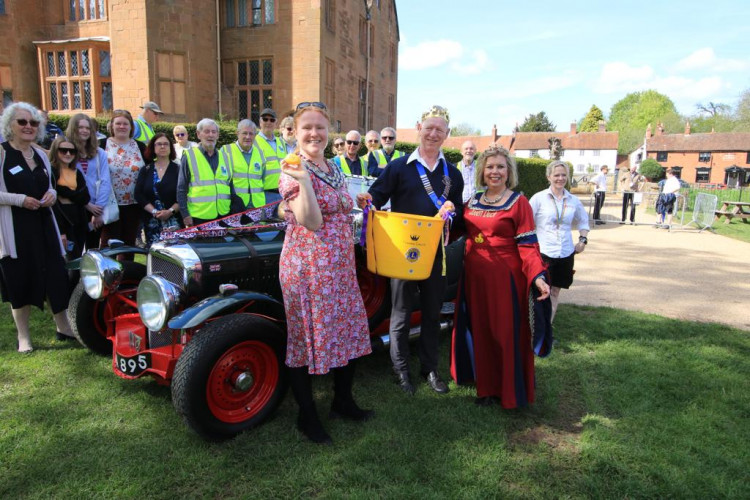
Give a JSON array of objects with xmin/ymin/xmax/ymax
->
[{"xmin": 450, "ymin": 146, "xmax": 550, "ymax": 408}]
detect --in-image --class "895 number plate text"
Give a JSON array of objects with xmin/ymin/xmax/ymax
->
[{"xmin": 115, "ymin": 353, "xmax": 151, "ymax": 376}]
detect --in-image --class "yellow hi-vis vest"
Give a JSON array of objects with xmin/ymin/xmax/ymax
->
[
  {"xmin": 185, "ymin": 147, "xmax": 232, "ymax": 220},
  {"xmin": 222, "ymin": 142, "xmax": 266, "ymax": 208},
  {"xmin": 134, "ymin": 118, "xmax": 155, "ymax": 144},
  {"xmin": 337, "ymin": 155, "xmax": 358, "ymax": 176},
  {"xmin": 372, "ymin": 149, "xmax": 404, "ymax": 167},
  {"xmin": 254, "ymin": 135, "xmax": 287, "ymax": 190}
]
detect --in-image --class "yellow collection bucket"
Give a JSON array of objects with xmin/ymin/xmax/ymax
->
[{"xmin": 366, "ymin": 210, "xmax": 444, "ymax": 280}]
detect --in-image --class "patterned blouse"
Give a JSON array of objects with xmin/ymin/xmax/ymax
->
[{"xmin": 105, "ymin": 138, "xmax": 144, "ymax": 206}]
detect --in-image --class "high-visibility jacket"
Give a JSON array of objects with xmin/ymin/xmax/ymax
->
[
  {"xmin": 372, "ymin": 149, "xmax": 404, "ymax": 167},
  {"xmin": 254, "ymin": 135, "xmax": 287, "ymax": 190},
  {"xmin": 185, "ymin": 147, "xmax": 232, "ymax": 220},
  {"xmin": 222, "ymin": 142, "xmax": 266, "ymax": 208},
  {"xmin": 337, "ymin": 154, "xmax": 370, "ymax": 176},
  {"xmin": 134, "ymin": 118, "xmax": 155, "ymax": 144}
]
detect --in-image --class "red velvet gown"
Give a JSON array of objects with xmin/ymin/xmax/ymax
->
[{"xmin": 450, "ymin": 191, "xmax": 546, "ymax": 409}]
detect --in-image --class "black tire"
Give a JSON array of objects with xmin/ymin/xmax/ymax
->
[
  {"xmin": 171, "ymin": 314, "xmax": 288, "ymax": 441},
  {"xmin": 68, "ymin": 261, "xmax": 146, "ymax": 356}
]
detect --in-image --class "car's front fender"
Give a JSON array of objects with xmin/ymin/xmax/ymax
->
[
  {"xmin": 67, "ymin": 245, "xmax": 147, "ymax": 270},
  {"xmin": 168, "ymin": 291, "xmax": 284, "ymax": 330}
]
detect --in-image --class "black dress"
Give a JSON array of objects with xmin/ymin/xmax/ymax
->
[
  {"xmin": 134, "ymin": 161, "xmax": 181, "ymax": 246},
  {"xmin": 52, "ymin": 167, "xmax": 91, "ymax": 260},
  {"xmin": 0, "ymin": 142, "xmax": 70, "ymax": 313}
]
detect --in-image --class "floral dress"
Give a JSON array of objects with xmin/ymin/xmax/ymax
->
[
  {"xmin": 105, "ymin": 138, "xmax": 144, "ymax": 206},
  {"xmin": 279, "ymin": 159, "xmax": 371, "ymax": 374}
]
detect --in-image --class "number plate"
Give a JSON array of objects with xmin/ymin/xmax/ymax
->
[{"xmin": 115, "ymin": 353, "xmax": 152, "ymax": 377}]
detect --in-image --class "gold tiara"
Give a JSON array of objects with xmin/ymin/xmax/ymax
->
[{"xmin": 421, "ymin": 105, "xmax": 450, "ymax": 125}]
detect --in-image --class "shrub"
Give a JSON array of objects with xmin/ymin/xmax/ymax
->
[{"xmin": 640, "ymin": 158, "xmax": 665, "ymax": 181}]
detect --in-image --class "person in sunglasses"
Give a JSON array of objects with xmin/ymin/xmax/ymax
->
[
  {"xmin": 331, "ymin": 137, "xmax": 346, "ymax": 157},
  {"xmin": 333, "ymin": 130, "xmax": 371, "ymax": 177},
  {"xmin": 357, "ymin": 105, "xmax": 464, "ymax": 396},
  {"xmin": 365, "ymin": 126, "xmax": 404, "ymax": 178},
  {"xmin": 48, "ymin": 136, "xmax": 90, "ymax": 265},
  {"xmin": 254, "ymin": 108, "xmax": 287, "ymax": 194},
  {"xmin": 0, "ymin": 102, "xmax": 76, "ymax": 352},
  {"xmin": 278, "ymin": 101, "xmax": 372, "ymax": 444},
  {"xmin": 172, "ymin": 125, "xmax": 197, "ymax": 160}
]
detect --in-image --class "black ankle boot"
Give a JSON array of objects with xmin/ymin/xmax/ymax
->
[
  {"xmin": 288, "ymin": 366, "xmax": 332, "ymax": 445},
  {"xmin": 330, "ymin": 362, "xmax": 375, "ymax": 422}
]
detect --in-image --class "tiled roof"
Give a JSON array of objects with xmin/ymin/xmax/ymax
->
[
  {"xmin": 647, "ymin": 133, "xmax": 750, "ymax": 152},
  {"xmin": 513, "ymin": 131, "xmax": 618, "ymax": 150}
]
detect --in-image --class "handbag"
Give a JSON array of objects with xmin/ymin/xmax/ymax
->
[{"xmin": 96, "ymin": 179, "xmax": 119, "ymax": 224}]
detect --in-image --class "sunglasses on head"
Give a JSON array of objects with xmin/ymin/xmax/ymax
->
[
  {"xmin": 295, "ymin": 101, "xmax": 327, "ymax": 111},
  {"xmin": 175, "ymin": 133, "xmax": 185, "ymax": 137},
  {"xmin": 261, "ymin": 116, "xmax": 276, "ymax": 122},
  {"xmin": 58, "ymin": 147, "xmax": 77, "ymax": 155},
  {"xmin": 16, "ymin": 118, "xmax": 40, "ymax": 127},
  {"xmin": 381, "ymin": 136, "xmax": 395, "ymax": 140},
  {"xmin": 346, "ymin": 140, "xmax": 360, "ymax": 145}
]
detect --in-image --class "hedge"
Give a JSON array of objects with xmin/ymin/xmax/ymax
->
[{"xmin": 48, "ymin": 114, "xmax": 553, "ymax": 198}]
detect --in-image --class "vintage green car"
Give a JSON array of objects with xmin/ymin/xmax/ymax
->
[{"xmin": 69, "ymin": 210, "xmax": 463, "ymax": 441}]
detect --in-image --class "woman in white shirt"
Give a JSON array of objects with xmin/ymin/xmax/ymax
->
[
  {"xmin": 656, "ymin": 168, "xmax": 681, "ymax": 228},
  {"xmin": 529, "ymin": 161, "xmax": 590, "ymax": 322}
]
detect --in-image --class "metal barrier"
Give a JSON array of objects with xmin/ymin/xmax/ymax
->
[{"xmin": 685, "ymin": 192, "xmax": 717, "ymax": 232}]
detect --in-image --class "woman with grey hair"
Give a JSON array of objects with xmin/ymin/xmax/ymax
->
[
  {"xmin": 450, "ymin": 145, "xmax": 550, "ymax": 408},
  {"xmin": 529, "ymin": 160, "xmax": 590, "ymax": 322},
  {"xmin": 0, "ymin": 102, "xmax": 75, "ymax": 352}
]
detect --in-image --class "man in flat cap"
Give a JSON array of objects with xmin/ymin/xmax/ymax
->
[
  {"xmin": 253, "ymin": 108, "xmax": 287, "ymax": 194},
  {"xmin": 134, "ymin": 101, "xmax": 164, "ymax": 145},
  {"xmin": 357, "ymin": 105, "xmax": 464, "ymax": 396}
]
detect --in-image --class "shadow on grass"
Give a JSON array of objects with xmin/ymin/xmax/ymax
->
[{"xmin": 1, "ymin": 304, "xmax": 748, "ymax": 498}]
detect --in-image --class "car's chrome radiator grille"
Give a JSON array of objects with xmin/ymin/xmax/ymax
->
[{"xmin": 150, "ymin": 256, "xmax": 185, "ymax": 289}]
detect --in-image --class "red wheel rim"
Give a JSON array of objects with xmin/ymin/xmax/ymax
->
[
  {"xmin": 357, "ymin": 263, "xmax": 387, "ymax": 319},
  {"xmin": 93, "ymin": 284, "xmax": 140, "ymax": 336},
  {"xmin": 206, "ymin": 340, "xmax": 279, "ymax": 424}
]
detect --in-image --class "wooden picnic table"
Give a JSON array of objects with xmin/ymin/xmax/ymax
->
[{"xmin": 715, "ymin": 201, "xmax": 750, "ymax": 223}]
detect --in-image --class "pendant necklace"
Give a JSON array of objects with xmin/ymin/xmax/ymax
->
[{"xmin": 482, "ymin": 188, "xmax": 507, "ymax": 204}]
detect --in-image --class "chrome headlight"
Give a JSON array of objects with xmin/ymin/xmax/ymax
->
[
  {"xmin": 80, "ymin": 251, "xmax": 123, "ymax": 300},
  {"xmin": 137, "ymin": 275, "xmax": 182, "ymax": 331},
  {"xmin": 351, "ymin": 209, "xmax": 364, "ymax": 244}
]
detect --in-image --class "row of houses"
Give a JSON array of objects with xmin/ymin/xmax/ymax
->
[{"xmin": 402, "ymin": 120, "xmax": 750, "ymax": 187}]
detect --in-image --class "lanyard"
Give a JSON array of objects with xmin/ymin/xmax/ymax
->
[
  {"xmin": 551, "ymin": 193, "xmax": 566, "ymax": 229},
  {"xmin": 415, "ymin": 159, "xmax": 450, "ymax": 209}
]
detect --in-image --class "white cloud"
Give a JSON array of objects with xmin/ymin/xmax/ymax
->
[
  {"xmin": 593, "ymin": 62, "xmax": 655, "ymax": 94},
  {"xmin": 674, "ymin": 48, "xmax": 750, "ymax": 72},
  {"xmin": 450, "ymin": 49, "xmax": 491, "ymax": 75},
  {"xmin": 399, "ymin": 40, "xmax": 464, "ymax": 71}
]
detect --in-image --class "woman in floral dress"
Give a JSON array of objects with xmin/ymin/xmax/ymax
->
[
  {"xmin": 278, "ymin": 102, "xmax": 372, "ymax": 444},
  {"xmin": 101, "ymin": 109, "xmax": 144, "ymax": 257}
]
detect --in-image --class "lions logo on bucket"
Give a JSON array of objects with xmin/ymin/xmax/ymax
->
[{"xmin": 405, "ymin": 247, "xmax": 420, "ymax": 263}]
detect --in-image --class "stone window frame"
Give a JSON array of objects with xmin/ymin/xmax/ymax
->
[
  {"xmin": 358, "ymin": 78, "xmax": 366, "ymax": 131},
  {"xmin": 36, "ymin": 40, "xmax": 112, "ymax": 115},
  {"xmin": 324, "ymin": 58, "xmax": 335, "ymax": 116},
  {"xmin": 387, "ymin": 93, "xmax": 394, "ymax": 127},
  {"xmin": 224, "ymin": 0, "xmax": 275, "ymax": 28},
  {"xmin": 67, "ymin": 0, "xmax": 107, "ymax": 22},
  {"xmin": 156, "ymin": 51, "xmax": 187, "ymax": 117},
  {"xmin": 233, "ymin": 57, "xmax": 273, "ymax": 125},
  {"xmin": 324, "ymin": 0, "xmax": 335, "ymax": 32}
]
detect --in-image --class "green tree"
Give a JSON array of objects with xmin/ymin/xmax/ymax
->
[
  {"xmin": 639, "ymin": 158, "xmax": 664, "ymax": 181},
  {"xmin": 518, "ymin": 111, "xmax": 555, "ymax": 132},
  {"xmin": 734, "ymin": 88, "xmax": 750, "ymax": 132},
  {"xmin": 579, "ymin": 105, "xmax": 605, "ymax": 132},
  {"xmin": 450, "ymin": 122, "xmax": 481, "ymax": 136},
  {"xmin": 608, "ymin": 90, "xmax": 681, "ymax": 154}
]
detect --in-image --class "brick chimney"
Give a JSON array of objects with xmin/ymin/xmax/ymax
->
[
  {"xmin": 684, "ymin": 121, "xmax": 691, "ymax": 135},
  {"xmin": 656, "ymin": 123, "xmax": 664, "ymax": 136},
  {"xmin": 646, "ymin": 123, "xmax": 652, "ymax": 138},
  {"xmin": 570, "ymin": 121, "xmax": 577, "ymax": 135},
  {"xmin": 491, "ymin": 124, "xmax": 498, "ymax": 143},
  {"xmin": 598, "ymin": 120, "xmax": 606, "ymax": 132}
]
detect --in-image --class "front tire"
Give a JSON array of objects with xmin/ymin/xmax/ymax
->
[
  {"xmin": 171, "ymin": 314, "xmax": 287, "ymax": 441},
  {"xmin": 68, "ymin": 261, "xmax": 146, "ymax": 356}
]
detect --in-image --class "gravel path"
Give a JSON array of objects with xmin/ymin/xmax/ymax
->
[{"xmin": 560, "ymin": 199, "xmax": 750, "ymax": 331}]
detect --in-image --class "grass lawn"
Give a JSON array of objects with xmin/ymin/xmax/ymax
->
[
  {"xmin": 643, "ymin": 205, "xmax": 750, "ymax": 243},
  {"xmin": 1, "ymin": 304, "xmax": 748, "ymax": 498}
]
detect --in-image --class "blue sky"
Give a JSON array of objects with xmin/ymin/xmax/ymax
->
[{"xmin": 395, "ymin": 0, "xmax": 750, "ymax": 134}]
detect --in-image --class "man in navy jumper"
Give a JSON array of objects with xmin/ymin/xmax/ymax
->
[{"xmin": 357, "ymin": 105, "xmax": 463, "ymax": 395}]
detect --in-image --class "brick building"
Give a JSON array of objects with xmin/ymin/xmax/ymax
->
[
  {"xmin": 629, "ymin": 123, "xmax": 750, "ymax": 186},
  {"xmin": 0, "ymin": 0, "xmax": 399, "ymax": 132}
]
